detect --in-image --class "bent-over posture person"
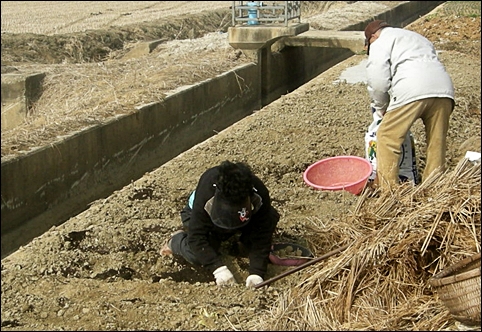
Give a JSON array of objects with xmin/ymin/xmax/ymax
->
[
  {"xmin": 161, "ymin": 160, "xmax": 280, "ymax": 288},
  {"xmin": 364, "ymin": 20, "xmax": 454, "ymax": 191}
]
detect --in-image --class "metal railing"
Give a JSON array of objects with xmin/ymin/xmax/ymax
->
[{"xmin": 231, "ymin": 1, "xmax": 301, "ymax": 26}]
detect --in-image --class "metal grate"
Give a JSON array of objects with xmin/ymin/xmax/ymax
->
[{"xmin": 231, "ymin": 1, "xmax": 301, "ymax": 26}]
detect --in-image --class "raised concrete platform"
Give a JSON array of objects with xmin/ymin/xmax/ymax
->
[
  {"xmin": 229, "ymin": 26, "xmax": 367, "ymax": 53},
  {"xmin": 282, "ymin": 30, "xmax": 366, "ymax": 53},
  {"xmin": 228, "ymin": 23, "xmax": 309, "ymax": 49}
]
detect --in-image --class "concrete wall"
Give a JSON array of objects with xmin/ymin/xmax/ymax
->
[
  {"xmin": 1, "ymin": 66, "xmax": 260, "ymax": 257},
  {"xmin": 0, "ymin": 1, "xmax": 445, "ymax": 258},
  {"xmin": 1, "ymin": 72, "xmax": 45, "ymax": 131}
]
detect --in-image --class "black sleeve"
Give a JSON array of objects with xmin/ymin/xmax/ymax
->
[
  {"xmin": 186, "ymin": 167, "xmax": 224, "ymax": 273},
  {"xmin": 242, "ymin": 176, "xmax": 280, "ymax": 278}
]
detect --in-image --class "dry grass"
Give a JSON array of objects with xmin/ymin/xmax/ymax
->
[
  {"xmin": 1, "ymin": 32, "xmax": 252, "ymax": 160},
  {"xmin": 249, "ymin": 158, "xmax": 481, "ymax": 330},
  {"xmin": 0, "ymin": 1, "xmax": 231, "ymax": 35}
]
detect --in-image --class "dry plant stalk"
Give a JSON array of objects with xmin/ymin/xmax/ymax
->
[{"xmin": 251, "ymin": 158, "xmax": 480, "ymax": 331}]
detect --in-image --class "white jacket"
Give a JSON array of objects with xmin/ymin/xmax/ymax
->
[{"xmin": 366, "ymin": 27, "xmax": 454, "ymax": 116}]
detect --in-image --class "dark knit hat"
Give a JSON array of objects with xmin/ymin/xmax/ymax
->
[{"xmin": 364, "ymin": 20, "xmax": 390, "ymax": 55}]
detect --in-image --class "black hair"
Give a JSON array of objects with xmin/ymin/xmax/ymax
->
[{"xmin": 216, "ymin": 160, "xmax": 254, "ymax": 202}]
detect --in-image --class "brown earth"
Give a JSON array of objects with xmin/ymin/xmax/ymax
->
[{"xmin": 1, "ymin": 2, "xmax": 481, "ymax": 331}]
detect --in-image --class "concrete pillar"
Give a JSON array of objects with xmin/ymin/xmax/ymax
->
[{"xmin": 1, "ymin": 72, "xmax": 45, "ymax": 131}]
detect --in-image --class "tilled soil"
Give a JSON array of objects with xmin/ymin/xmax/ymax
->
[{"xmin": 1, "ymin": 2, "xmax": 481, "ymax": 331}]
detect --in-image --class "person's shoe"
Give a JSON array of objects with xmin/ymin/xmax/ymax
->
[{"xmin": 160, "ymin": 230, "xmax": 184, "ymax": 257}]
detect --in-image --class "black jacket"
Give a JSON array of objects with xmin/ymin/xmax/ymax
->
[{"xmin": 187, "ymin": 165, "xmax": 278, "ymax": 278}]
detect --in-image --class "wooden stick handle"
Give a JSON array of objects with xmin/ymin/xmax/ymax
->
[{"xmin": 254, "ymin": 243, "xmax": 350, "ymax": 289}]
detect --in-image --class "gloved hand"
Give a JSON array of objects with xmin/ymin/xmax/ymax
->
[
  {"xmin": 371, "ymin": 107, "xmax": 386, "ymax": 118},
  {"xmin": 213, "ymin": 266, "xmax": 235, "ymax": 286},
  {"xmin": 245, "ymin": 274, "xmax": 263, "ymax": 288},
  {"xmin": 376, "ymin": 109, "xmax": 386, "ymax": 118}
]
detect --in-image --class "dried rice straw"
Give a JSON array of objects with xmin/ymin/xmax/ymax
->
[{"xmin": 251, "ymin": 157, "xmax": 480, "ymax": 330}]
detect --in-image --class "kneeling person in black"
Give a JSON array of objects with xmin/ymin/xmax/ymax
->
[{"xmin": 161, "ymin": 160, "xmax": 279, "ymax": 288}]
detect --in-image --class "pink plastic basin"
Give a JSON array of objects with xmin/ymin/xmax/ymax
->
[
  {"xmin": 303, "ymin": 156, "xmax": 373, "ymax": 195},
  {"xmin": 269, "ymin": 243, "xmax": 314, "ymax": 266}
]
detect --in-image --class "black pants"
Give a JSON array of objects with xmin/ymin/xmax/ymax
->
[
  {"xmin": 170, "ymin": 203, "xmax": 234, "ymax": 265},
  {"xmin": 170, "ymin": 202, "xmax": 279, "ymax": 266}
]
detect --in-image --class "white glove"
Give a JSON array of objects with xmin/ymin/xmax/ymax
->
[
  {"xmin": 245, "ymin": 274, "xmax": 263, "ymax": 288},
  {"xmin": 213, "ymin": 266, "xmax": 235, "ymax": 286},
  {"xmin": 375, "ymin": 109, "xmax": 386, "ymax": 118}
]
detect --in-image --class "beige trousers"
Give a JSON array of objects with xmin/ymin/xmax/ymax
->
[{"xmin": 376, "ymin": 97, "xmax": 453, "ymax": 191}]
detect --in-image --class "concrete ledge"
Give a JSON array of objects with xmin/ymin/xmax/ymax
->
[
  {"xmin": 282, "ymin": 30, "xmax": 366, "ymax": 53},
  {"xmin": 228, "ymin": 22, "xmax": 309, "ymax": 49},
  {"xmin": 1, "ymin": 72, "xmax": 45, "ymax": 131}
]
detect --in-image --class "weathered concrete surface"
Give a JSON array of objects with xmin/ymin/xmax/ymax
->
[
  {"xmin": 1, "ymin": 72, "xmax": 45, "ymax": 131},
  {"xmin": 228, "ymin": 22, "xmax": 309, "ymax": 50},
  {"xmin": 283, "ymin": 30, "xmax": 366, "ymax": 53}
]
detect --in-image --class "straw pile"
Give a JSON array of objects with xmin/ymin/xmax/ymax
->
[{"xmin": 251, "ymin": 157, "xmax": 481, "ymax": 331}]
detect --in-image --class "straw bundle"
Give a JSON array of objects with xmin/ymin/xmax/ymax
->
[{"xmin": 251, "ymin": 158, "xmax": 480, "ymax": 331}]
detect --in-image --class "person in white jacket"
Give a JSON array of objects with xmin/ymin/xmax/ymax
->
[{"xmin": 364, "ymin": 20, "xmax": 454, "ymax": 191}]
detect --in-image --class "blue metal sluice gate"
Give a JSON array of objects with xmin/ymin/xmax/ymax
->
[{"xmin": 231, "ymin": 1, "xmax": 301, "ymax": 26}]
